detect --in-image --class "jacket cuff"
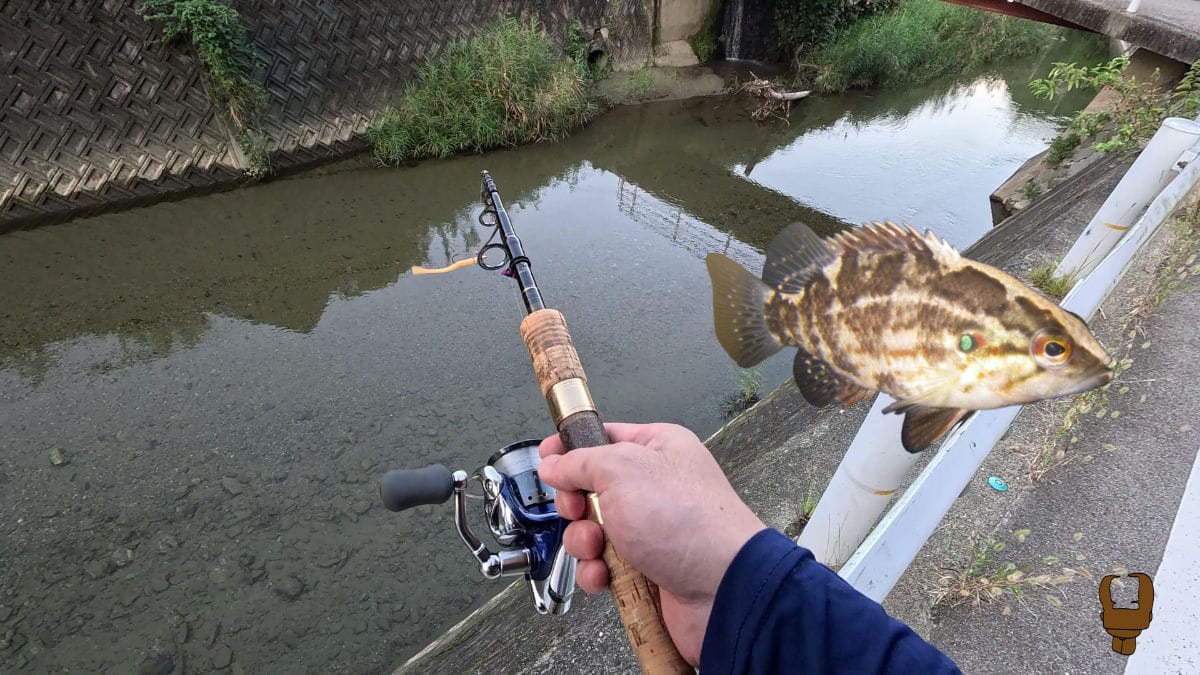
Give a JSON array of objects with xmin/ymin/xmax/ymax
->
[{"xmin": 699, "ymin": 527, "xmax": 807, "ymax": 673}]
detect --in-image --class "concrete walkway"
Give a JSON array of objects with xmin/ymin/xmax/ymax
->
[{"xmin": 1125, "ymin": 444, "xmax": 1200, "ymax": 674}]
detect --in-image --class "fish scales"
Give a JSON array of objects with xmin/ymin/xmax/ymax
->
[{"xmin": 705, "ymin": 220, "xmax": 1114, "ymax": 452}]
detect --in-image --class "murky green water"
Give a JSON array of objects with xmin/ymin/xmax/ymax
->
[{"xmin": 0, "ymin": 41, "xmax": 1101, "ymax": 673}]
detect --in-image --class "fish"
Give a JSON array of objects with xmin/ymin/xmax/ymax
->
[{"xmin": 706, "ymin": 220, "xmax": 1114, "ymax": 452}]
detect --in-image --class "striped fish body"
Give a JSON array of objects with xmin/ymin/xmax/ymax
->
[{"xmin": 707, "ymin": 221, "xmax": 1113, "ymax": 452}]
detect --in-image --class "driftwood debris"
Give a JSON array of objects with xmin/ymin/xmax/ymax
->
[{"xmin": 734, "ymin": 73, "xmax": 811, "ymax": 121}]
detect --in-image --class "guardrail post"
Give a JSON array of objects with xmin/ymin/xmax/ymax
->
[{"xmin": 795, "ymin": 396, "xmax": 921, "ymax": 568}]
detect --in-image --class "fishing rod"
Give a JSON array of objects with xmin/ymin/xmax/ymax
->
[{"xmin": 380, "ymin": 171, "xmax": 691, "ymax": 673}]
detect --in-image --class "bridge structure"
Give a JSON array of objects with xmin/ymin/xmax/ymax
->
[{"xmin": 949, "ymin": 0, "xmax": 1200, "ymax": 64}]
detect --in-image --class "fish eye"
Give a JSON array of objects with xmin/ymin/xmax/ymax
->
[{"xmin": 1032, "ymin": 331, "xmax": 1072, "ymax": 368}]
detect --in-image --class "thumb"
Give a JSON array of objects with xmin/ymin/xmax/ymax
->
[{"xmin": 537, "ymin": 443, "xmax": 634, "ymax": 494}]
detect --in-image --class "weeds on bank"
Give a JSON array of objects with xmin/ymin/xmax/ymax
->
[
  {"xmin": 624, "ymin": 66, "xmax": 655, "ymax": 99},
  {"xmin": 367, "ymin": 17, "xmax": 599, "ymax": 165},
  {"xmin": 139, "ymin": 0, "xmax": 271, "ymax": 176},
  {"xmin": 1045, "ymin": 132, "xmax": 1083, "ymax": 166},
  {"xmin": 933, "ymin": 532, "xmax": 1086, "ymax": 610},
  {"xmin": 794, "ymin": 0, "xmax": 1059, "ymax": 93},
  {"xmin": 1032, "ymin": 56, "xmax": 1200, "ymax": 164},
  {"xmin": 1029, "ymin": 262, "xmax": 1073, "ymax": 300},
  {"xmin": 1142, "ymin": 202, "xmax": 1200, "ymax": 311},
  {"xmin": 783, "ymin": 480, "xmax": 822, "ymax": 538}
]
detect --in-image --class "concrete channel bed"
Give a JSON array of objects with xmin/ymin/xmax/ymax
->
[{"xmin": 394, "ymin": 152, "xmax": 1141, "ymax": 673}]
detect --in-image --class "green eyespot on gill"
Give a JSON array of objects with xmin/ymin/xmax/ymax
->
[{"xmin": 958, "ymin": 334, "xmax": 976, "ymax": 353}]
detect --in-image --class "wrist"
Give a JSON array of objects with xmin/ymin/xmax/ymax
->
[{"xmin": 705, "ymin": 507, "xmax": 768, "ymax": 598}]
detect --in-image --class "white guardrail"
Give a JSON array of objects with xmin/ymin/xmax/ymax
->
[{"xmin": 793, "ymin": 118, "xmax": 1200, "ymax": 603}]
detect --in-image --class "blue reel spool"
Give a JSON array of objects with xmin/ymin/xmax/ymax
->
[{"xmin": 487, "ymin": 440, "xmax": 569, "ymax": 584}]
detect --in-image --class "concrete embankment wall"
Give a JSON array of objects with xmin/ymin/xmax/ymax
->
[{"xmin": 0, "ymin": 0, "xmax": 652, "ymax": 232}]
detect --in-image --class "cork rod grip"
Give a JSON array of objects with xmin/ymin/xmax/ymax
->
[{"xmin": 520, "ymin": 309, "xmax": 693, "ymax": 674}]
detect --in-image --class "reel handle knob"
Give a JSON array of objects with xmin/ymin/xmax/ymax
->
[{"xmin": 380, "ymin": 464, "xmax": 455, "ymax": 512}]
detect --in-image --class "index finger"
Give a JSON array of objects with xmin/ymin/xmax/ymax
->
[
  {"xmin": 537, "ymin": 442, "xmax": 639, "ymax": 494},
  {"xmin": 538, "ymin": 431, "xmax": 564, "ymax": 459},
  {"xmin": 539, "ymin": 422, "xmax": 664, "ymax": 460}
]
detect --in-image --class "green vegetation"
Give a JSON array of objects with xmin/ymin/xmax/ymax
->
[
  {"xmin": 625, "ymin": 66, "xmax": 655, "ymax": 99},
  {"xmin": 721, "ymin": 364, "xmax": 764, "ymax": 418},
  {"xmin": 783, "ymin": 480, "xmax": 823, "ymax": 538},
  {"xmin": 775, "ymin": 0, "xmax": 898, "ymax": 58},
  {"xmin": 1146, "ymin": 202, "xmax": 1200, "ymax": 311},
  {"xmin": 367, "ymin": 17, "xmax": 599, "ymax": 165},
  {"xmin": 1045, "ymin": 131, "xmax": 1083, "ymax": 166},
  {"xmin": 139, "ymin": 0, "xmax": 270, "ymax": 176},
  {"xmin": 932, "ymin": 532, "xmax": 1084, "ymax": 609},
  {"xmin": 1029, "ymin": 262, "xmax": 1073, "ymax": 300},
  {"xmin": 688, "ymin": 1, "xmax": 724, "ymax": 63},
  {"xmin": 791, "ymin": 0, "xmax": 1058, "ymax": 93},
  {"xmin": 1031, "ymin": 56, "xmax": 1200, "ymax": 158}
]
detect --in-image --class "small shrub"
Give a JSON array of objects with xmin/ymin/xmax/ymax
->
[
  {"xmin": 367, "ymin": 17, "xmax": 599, "ymax": 165},
  {"xmin": 139, "ymin": 0, "xmax": 269, "ymax": 176},
  {"xmin": 1045, "ymin": 132, "xmax": 1082, "ymax": 166},
  {"xmin": 1032, "ymin": 56, "xmax": 1200, "ymax": 155},
  {"xmin": 139, "ymin": 0, "xmax": 265, "ymax": 128}
]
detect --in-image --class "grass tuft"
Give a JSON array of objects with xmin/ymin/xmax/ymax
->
[
  {"xmin": 795, "ymin": 0, "xmax": 1060, "ymax": 93},
  {"xmin": 1029, "ymin": 262, "xmax": 1074, "ymax": 300},
  {"xmin": 932, "ymin": 533, "xmax": 1087, "ymax": 609},
  {"xmin": 367, "ymin": 17, "xmax": 599, "ymax": 165},
  {"xmin": 721, "ymin": 364, "xmax": 764, "ymax": 419}
]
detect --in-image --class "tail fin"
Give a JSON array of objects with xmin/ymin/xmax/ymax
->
[{"xmin": 706, "ymin": 253, "xmax": 783, "ymax": 368}]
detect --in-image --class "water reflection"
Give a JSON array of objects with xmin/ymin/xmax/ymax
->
[{"xmin": 0, "ymin": 37, "xmax": 1106, "ymax": 674}]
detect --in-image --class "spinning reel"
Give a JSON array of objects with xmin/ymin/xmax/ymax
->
[{"xmin": 380, "ymin": 439, "xmax": 576, "ymax": 615}]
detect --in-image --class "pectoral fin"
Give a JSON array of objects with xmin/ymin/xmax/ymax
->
[
  {"xmin": 880, "ymin": 376, "xmax": 958, "ymax": 415},
  {"xmin": 900, "ymin": 406, "xmax": 974, "ymax": 453},
  {"xmin": 793, "ymin": 348, "xmax": 872, "ymax": 408}
]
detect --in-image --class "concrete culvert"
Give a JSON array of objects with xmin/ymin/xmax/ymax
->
[{"xmin": 588, "ymin": 49, "xmax": 607, "ymax": 70}]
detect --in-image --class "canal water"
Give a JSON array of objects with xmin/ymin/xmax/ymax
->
[{"xmin": 0, "ymin": 41, "xmax": 1101, "ymax": 673}]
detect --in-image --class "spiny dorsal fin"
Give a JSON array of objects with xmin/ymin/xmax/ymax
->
[
  {"xmin": 900, "ymin": 406, "xmax": 974, "ymax": 453},
  {"xmin": 792, "ymin": 348, "xmax": 871, "ymax": 408},
  {"xmin": 829, "ymin": 221, "xmax": 959, "ymax": 261},
  {"xmin": 706, "ymin": 253, "xmax": 783, "ymax": 368},
  {"xmin": 762, "ymin": 222, "xmax": 836, "ymax": 293}
]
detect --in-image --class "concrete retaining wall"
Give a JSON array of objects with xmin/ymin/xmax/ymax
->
[{"xmin": 0, "ymin": 0, "xmax": 652, "ymax": 232}]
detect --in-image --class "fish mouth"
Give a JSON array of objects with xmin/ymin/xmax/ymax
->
[{"xmin": 1065, "ymin": 366, "xmax": 1113, "ymax": 397}]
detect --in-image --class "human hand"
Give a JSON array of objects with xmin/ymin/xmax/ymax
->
[{"xmin": 537, "ymin": 422, "xmax": 766, "ymax": 665}]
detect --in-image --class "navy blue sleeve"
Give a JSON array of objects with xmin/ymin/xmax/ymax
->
[{"xmin": 699, "ymin": 528, "xmax": 962, "ymax": 675}]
